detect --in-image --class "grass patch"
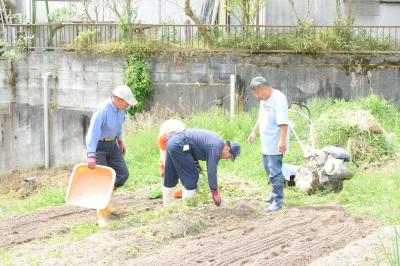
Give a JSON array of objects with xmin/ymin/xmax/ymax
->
[
  {"xmin": 336, "ymin": 170, "xmax": 400, "ymax": 224},
  {"xmin": 0, "ymin": 186, "xmax": 66, "ymax": 219},
  {"xmin": 0, "ymin": 248, "xmax": 13, "ymax": 266},
  {"xmin": 123, "ymin": 126, "xmax": 160, "ymax": 191},
  {"xmin": 146, "ymin": 187, "xmax": 162, "ymax": 199},
  {"xmin": 68, "ymin": 223, "xmax": 100, "ymax": 241}
]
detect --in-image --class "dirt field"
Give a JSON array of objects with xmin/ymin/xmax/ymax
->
[
  {"xmin": 0, "ymin": 168, "xmax": 70, "ymax": 199},
  {"xmin": 126, "ymin": 206, "xmax": 377, "ymax": 266},
  {"xmin": 0, "ymin": 186, "xmax": 383, "ymax": 266},
  {"xmin": 2, "ymin": 163, "xmax": 399, "ymax": 265}
]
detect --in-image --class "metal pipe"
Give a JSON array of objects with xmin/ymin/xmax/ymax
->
[
  {"xmin": 230, "ymin": 74, "xmax": 235, "ymax": 121},
  {"xmin": 43, "ymin": 72, "xmax": 51, "ymax": 168},
  {"xmin": 158, "ymin": 0, "xmax": 162, "ymax": 24}
]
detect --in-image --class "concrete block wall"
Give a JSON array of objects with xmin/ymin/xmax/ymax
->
[
  {"xmin": 0, "ymin": 104, "xmax": 90, "ymax": 173},
  {"xmin": 1, "ymin": 52, "xmax": 127, "ymax": 109}
]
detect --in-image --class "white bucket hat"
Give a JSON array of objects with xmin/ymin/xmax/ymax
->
[{"xmin": 112, "ymin": 85, "xmax": 138, "ymax": 106}]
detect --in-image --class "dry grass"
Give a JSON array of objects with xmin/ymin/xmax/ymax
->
[{"xmin": 123, "ymin": 104, "xmax": 179, "ymax": 134}]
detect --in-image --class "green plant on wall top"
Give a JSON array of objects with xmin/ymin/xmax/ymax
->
[
  {"xmin": 123, "ymin": 54, "xmax": 152, "ymax": 116},
  {"xmin": 3, "ymin": 49, "xmax": 20, "ymax": 101},
  {"xmin": 75, "ymin": 30, "xmax": 98, "ymax": 49}
]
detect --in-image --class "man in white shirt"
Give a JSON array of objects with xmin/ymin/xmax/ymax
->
[{"xmin": 247, "ymin": 77, "xmax": 289, "ymax": 212}]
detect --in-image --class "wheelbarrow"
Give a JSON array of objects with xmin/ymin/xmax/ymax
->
[{"xmin": 65, "ymin": 164, "xmax": 116, "ymax": 209}]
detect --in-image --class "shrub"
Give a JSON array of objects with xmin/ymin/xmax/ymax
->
[{"xmin": 123, "ymin": 54, "xmax": 152, "ymax": 116}]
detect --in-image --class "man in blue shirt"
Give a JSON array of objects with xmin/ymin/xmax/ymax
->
[
  {"xmin": 86, "ymin": 85, "xmax": 137, "ymax": 226},
  {"xmin": 163, "ymin": 129, "xmax": 241, "ymax": 207},
  {"xmin": 247, "ymin": 77, "xmax": 289, "ymax": 212}
]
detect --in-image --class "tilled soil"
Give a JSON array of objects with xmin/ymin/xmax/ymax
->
[
  {"xmin": 1, "ymin": 193, "xmax": 379, "ymax": 265},
  {"xmin": 311, "ymin": 225, "xmax": 400, "ymax": 266},
  {"xmin": 126, "ymin": 206, "xmax": 377, "ymax": 266},
  {"xmin": 0, "ymin": 193, "xmax": 162, "ymax": 248}
]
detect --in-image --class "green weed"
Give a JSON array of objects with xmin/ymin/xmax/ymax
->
[
  {"xmin": 69, "ymin": 223, "xmax": 99, "ymax": 241},
  {"xmin": 377, "ymin": 227, "xmax": 400, "ymax": 266},
  {"xmin": 0, "ymin": 248, "xmax": 13, "ymax": 266}
]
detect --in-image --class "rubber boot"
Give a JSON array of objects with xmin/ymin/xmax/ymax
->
[
  {"xmin": 182, "ymin": 188, "xmax": 196, "ymax": 199},
  {"xmin": 163, "ymin": 186, "xmax": 176, "ymax": 207},
  {"xmin": 265, "ymin": 187, "xmax": 284, "ymax": 212},
  {"xmin": 97, "ymin": 209, "xmax": 109, "ymax": 227},
  {"xmin": 263, "ymin": 194, "xmax": 274, "ymax": 203},
  {"xmin": 105, "ymin": 188, "xmax": 117, "ymax": 214}
]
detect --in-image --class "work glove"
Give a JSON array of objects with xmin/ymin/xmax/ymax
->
[
  {"xmin": 211, "ymin": 189, "xmax": 222, "ymax": 206},
  {"xmin": 87, "ymin": 156, "xmax": 96, "ymax": 169},
  {"xmin": 117, "ymin": 139, "xmax": 126, "ymax": 155},
  {"xmin": 159, "ymin": 161, "xmax": 165, "ymax": 177}
]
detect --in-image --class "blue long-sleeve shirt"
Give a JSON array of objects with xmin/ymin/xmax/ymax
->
[
  {"xmin": 184, "ymin": 129, "xmax": 224, "ymax": 190},
  {"xmin": 86, "ymin": 98, "xmax": 126, "ymax": 157}
]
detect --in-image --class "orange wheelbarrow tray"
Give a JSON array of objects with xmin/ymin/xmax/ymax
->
[{"xmin": 65, "ymin": 164, "xmax": 116, "ymax": 209}]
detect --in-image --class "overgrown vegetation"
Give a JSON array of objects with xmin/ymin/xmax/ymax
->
[
  {"xmin": 65, "ymin": 22, "xmax": 395, "ymax": 56},
  {"xmin": 210, "ymin": 20, "xmax": 393, "ymax": 53},
  {"xmin": 74, "ymin": 29, "xmax": 98, "ymax": 49},
  {"xmin": 312, "ymin": 96, "xmax": 399, "ymax": 164},
  {"xmin": 64, "ymin": 0, "xmax": 395, "ymax": 55},
  {"xmin": 123, "ymin": 54, "xmax": 152, "ymax": 116}
]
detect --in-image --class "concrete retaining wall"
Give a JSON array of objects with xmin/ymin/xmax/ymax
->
[{"xmin": 1, "ymin": 51, "xmax": 400, "ymax": 174}]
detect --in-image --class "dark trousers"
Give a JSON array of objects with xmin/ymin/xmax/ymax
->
[
  {"xmin": 164, "ymin": 132, "xmax": 199, "ymax": 190},
  {"xmin": 96, "ymin": 140, "xmax": 129, "ymax": 188}
]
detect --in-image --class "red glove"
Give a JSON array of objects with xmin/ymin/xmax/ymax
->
[
  {"xmin": 87, "ymin": 156, "xmax": 96, "ymax": 169},
  {"xmin": 117, "ymin": 139, "xmax": 126, "ymax": 155},
  {"xmin": 211, "ymin": 189, "xmax": 222, "ymax": 206},
  {"xmin": 159, "ymin": 161, "xmax": 165, "ymax": 177}
]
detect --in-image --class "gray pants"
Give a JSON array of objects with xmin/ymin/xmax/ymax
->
[{"xmin": 96, "ymin": 140, "xmax": 129, "ymax": 188}]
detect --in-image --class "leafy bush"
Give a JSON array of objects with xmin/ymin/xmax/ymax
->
[
  {"xmin": 123, "ymin": 54, "xmax": 152, "ymax": 116},
  {"xmin": 74, "ymin": 30, "xmax": 98, "ymax": 49}
]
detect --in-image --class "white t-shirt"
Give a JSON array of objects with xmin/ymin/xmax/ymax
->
[{"xmin": 259, "ymin": 89, "xmax": 290, "ymax": 155}]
